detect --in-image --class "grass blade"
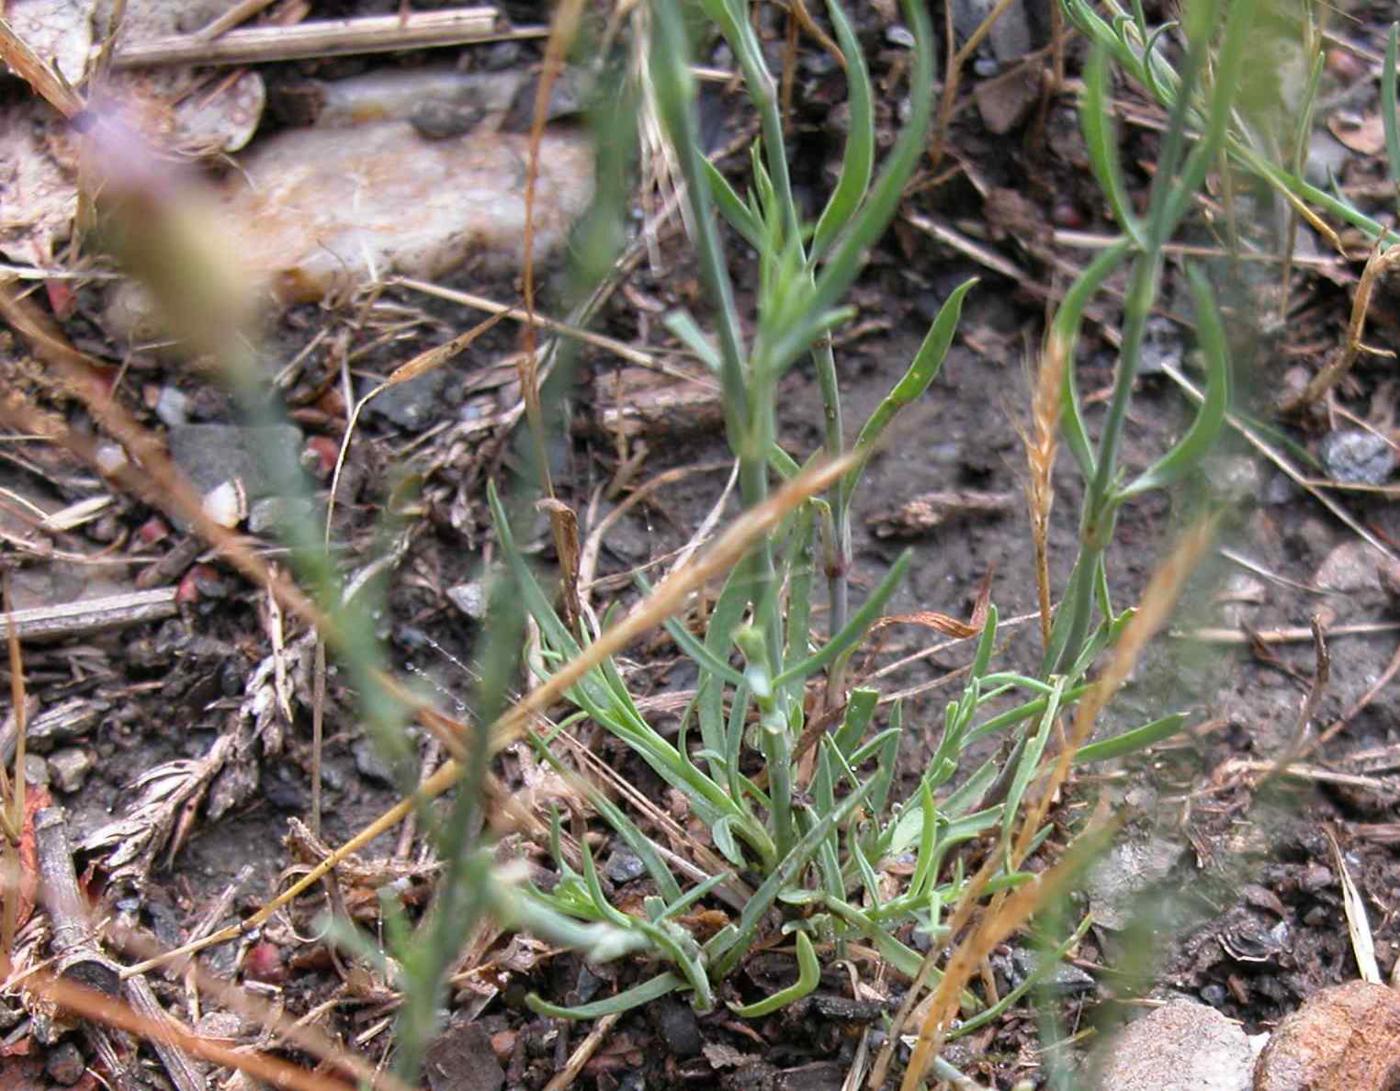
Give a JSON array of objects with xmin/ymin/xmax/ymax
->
[
  {"xmin": 811, "ymin": 0, "xmax": 874, "ymax": 258},
  {"xmin": 1118, "ymin": 266, "xmax": 1231, "ymax": 498}
]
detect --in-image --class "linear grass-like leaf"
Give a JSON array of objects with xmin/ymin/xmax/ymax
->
[
  {"xmin": 811, "ymin": 0, "xmax": 874, "ymax": 258},
  {"xmin": 708, "ymin": 771, "xmax": 876, "ymax": 977},
  {"xmin": 648, "ymin": 0, "xmax": 749, "ymax": 431},
  {"xmin": 1118, "ymin": 266, "xmax": 1231, "ymax": 497},
  {"xmin": 728, "ymin": 931, "xmax": 821, "ymax": 1017},
  {"xmin": 847, "ymin": 277, "xmax": 976, "ymax": 489},
  {"xmin": 833, "ymin": 687, "xmax": 879, "ymax": 756},
  {"xmin": 664, "ymin": 308, "xmax": 723, "ymax": 373},
  {"xmin": 527, "ymin": 972, "xmax": 682, "ymax": 1019},
  {"xmin": 773, "ymin": 0, "xmax": 933, "ymax": 371},
  {"xmin": 701, "ymin": 159, "xmax": 765, "ymax": 251},
  {"xmin": 1053, "ymin": 239, "xmax": 1133, "ymax": 478},
  {"xmin": 1081, "ymin": 44, "xmax": 1143, "ymax": 245},
  {"xmin": 529, "ymin": 736, "xmax": 684, "ymax": 902},
  {"xmin": 772, "ymin": 549, "xmax": 911, "ymax": 687},
  {"xmin": 1074, "ymin": 712, "xmax": 1186, "ymax": 763}
]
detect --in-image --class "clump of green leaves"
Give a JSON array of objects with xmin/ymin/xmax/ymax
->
[{"xmin": 491, "ymin": 0, "xmax": 1171, "ymax": 1023}]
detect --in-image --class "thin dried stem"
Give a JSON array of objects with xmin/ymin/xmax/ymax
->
[
  {"xmin": 1024, "ymin": 333, "xmax": 1067, "ymax": 653},
  {"xmin": 1279, "ymin": 242, "xmax": 1400, "ymax": 413}
]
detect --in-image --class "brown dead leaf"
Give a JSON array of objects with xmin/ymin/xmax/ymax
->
[
  {"xmin": 873, "ymin": 611, "xmax": 980, "ymax": 639},
  {"xmin": 1327, "ymin": 112, "xmax": 1386, "ymax": 156}
]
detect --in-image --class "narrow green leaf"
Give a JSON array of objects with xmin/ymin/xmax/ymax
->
[
  {"xmin": 1082, "ymin": 44, "xmax": 1144, "ymax": 245},
  {"xmin": 527, "ymin": 973, "xmax": 682, "ymax": 1019},
  {"xmin": 812, "ymin": 0, "xmax": 874, "ymax": 258},
  {"xmin": 1000, "ymin": 678, "xmax": 1066, "ymax": 861},
  {"xmin": 772, "ymin": 550, "xmax": 911, "ymax": 688},
  {"xmin": 728, "ymin": 931, "xmax": 821, "ymax": 1017},
  {"xmin": 1053, "ymin": 238, "xmax": 1134, "ymax": 478},
  {"xmin": 1075, "ymin": 712, "xmax": 1187, "ymax": 763},
  {"xmin": 708, "ymin": 773, "xmax": 876, "ymax": 977},
  {"xmin": 833, "ymin": 687, "xmax": 879, "ymax": 756},
  {"xmin": 774, "ymin": 0, "xmax": 933, "ymax": 371},
  {"xmin": 663, "ymin": 309, "xmax": 723, "ymax": 373},
  {"xmin": 846, "ymin": 277, "xmax": 976, "ymax": 492},
  {"xmin": 701, "ymin": 158, "xmax": 765, "ymax": 250},
  {"xmin": 1119, "ymin": 266, "xmax": 1231, "ymax": 497}
]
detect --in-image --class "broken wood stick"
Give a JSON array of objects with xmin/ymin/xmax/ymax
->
[
  {"xmin": 36, "ymin": 807, "xmax": 206, "ymax": 1091},
  {"xmin": 0, "ymin": 587, "xmax": 177, "ymax": 641},
  {"xmin": 108, "ymin": 8, "xmax": 507, "ymax": 68}
]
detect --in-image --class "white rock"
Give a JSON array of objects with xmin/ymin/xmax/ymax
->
[
  {"xmin": 1093, "ymin": 1001, "xmax": 1254, "ymax": 1091},
  {"xmin": 221, "ymin": 121, "xmax": 593, "ymax": 304}
]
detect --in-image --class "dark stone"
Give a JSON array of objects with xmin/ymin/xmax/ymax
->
[
  {"xmin": 168, "ymin": 423, "xmax": 303, "ymax": 498},
  {"xmin": 604, "ymin": 847, "xmax": 646, "ymax": 884},
  {"xmin": 411, "ymin": 99, "xmax": 484, "ymax": 140},
  {"xmin": 45, "ymin": 1041, "xmax": 85, "ymax": 1086},
  {"xmin": 1200, "ymin": 983, "xmax": 1228, "ymax": 1007},
  {"xmin": 362, "ymin": 369, "xmax": 452, "ymax": 432},
  {"xmin": 352, "ymin": 737, "xmax": 396, "ymax": 787},
  {"xmin": 652, "ymin": 996, "xmax": 702, "ymax": 1058},
  {"xmin": 424, "ymin": 1019, "xmax": 505, "ymax": 1091}
]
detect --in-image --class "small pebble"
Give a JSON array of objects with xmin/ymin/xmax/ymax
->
[
  {"xmin": 410, "ymin": 98, "xmax": 483, "ymax": 140},
  {"xmin": 604, "ymin": 846, "xmax": 646, "ymax": 884},
  {"xmin": 1319, "ymin": 428, "xmax": 1396, "ymax": 486},
  {"xmin": 352, "ymin": 738, "xmax": 396, "ymax": 787},
  {"xmin": 885, "ymin": 24, "xmax": 915, "ymax": 47},
  {"xmin": 652, "ymin": 996, "xmax": 702, "ymax": 1058},
  {"xmin": 1139, "ymin": 315, "xmax": 1184, "ymax": 376},
  {"xmin": 447, "ymin": 581, "xmax": 488, "ymax": 621},
  {"xmin": 154, "ymin": 386, "xmax": 190, "ymax": 427},
  {"xmin": 47, "ymin": 748, "xmax": 92, "ymax": 794},
  {"xmin": 196, "ymin": 1010, "xmax": 244, "ymax": 1039},
  {"xmin": 1200, "ymin": 983, "xmax": 1228, "ymax": 1007},
  {"xmin": 24, "ymin": 753, "xmax": 48, "ymax": 787},
  {"xmin": 45, "ymin": 1041, "xmax": 86, "ymax": 1086}
]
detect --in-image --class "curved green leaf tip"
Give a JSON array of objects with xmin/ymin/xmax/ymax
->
[{"xmin": 727, "ymin": 931, "xmax": 820, "ymax": 1017}]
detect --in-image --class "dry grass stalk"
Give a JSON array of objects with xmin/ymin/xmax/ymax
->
[
  {"xmin": 1280, "ymin": 241, "xmax": 1400, "ymax": 413},
  {"xmin": 872, "ymin": 516, "xmax": 1217, "ymax": 1090},
  {"xmin": 543, "ymin": 1011, "xmax": 621, "ymax": 1091},
  {"xmin": 928, "ymin": 0, "xmax": 1023, "ymax": 173},
  {"xmin": 0, "ymin": 587, "xmax": 178, "ymax": 641},
  {"xmin": 1025, "ymin": 333, "xmax": 1067, "ymax": 652}
]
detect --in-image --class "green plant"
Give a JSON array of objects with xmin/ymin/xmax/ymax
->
[{"xmin": 491, "ymin": 0, "xmax": 1186, "ymax": 1029}]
